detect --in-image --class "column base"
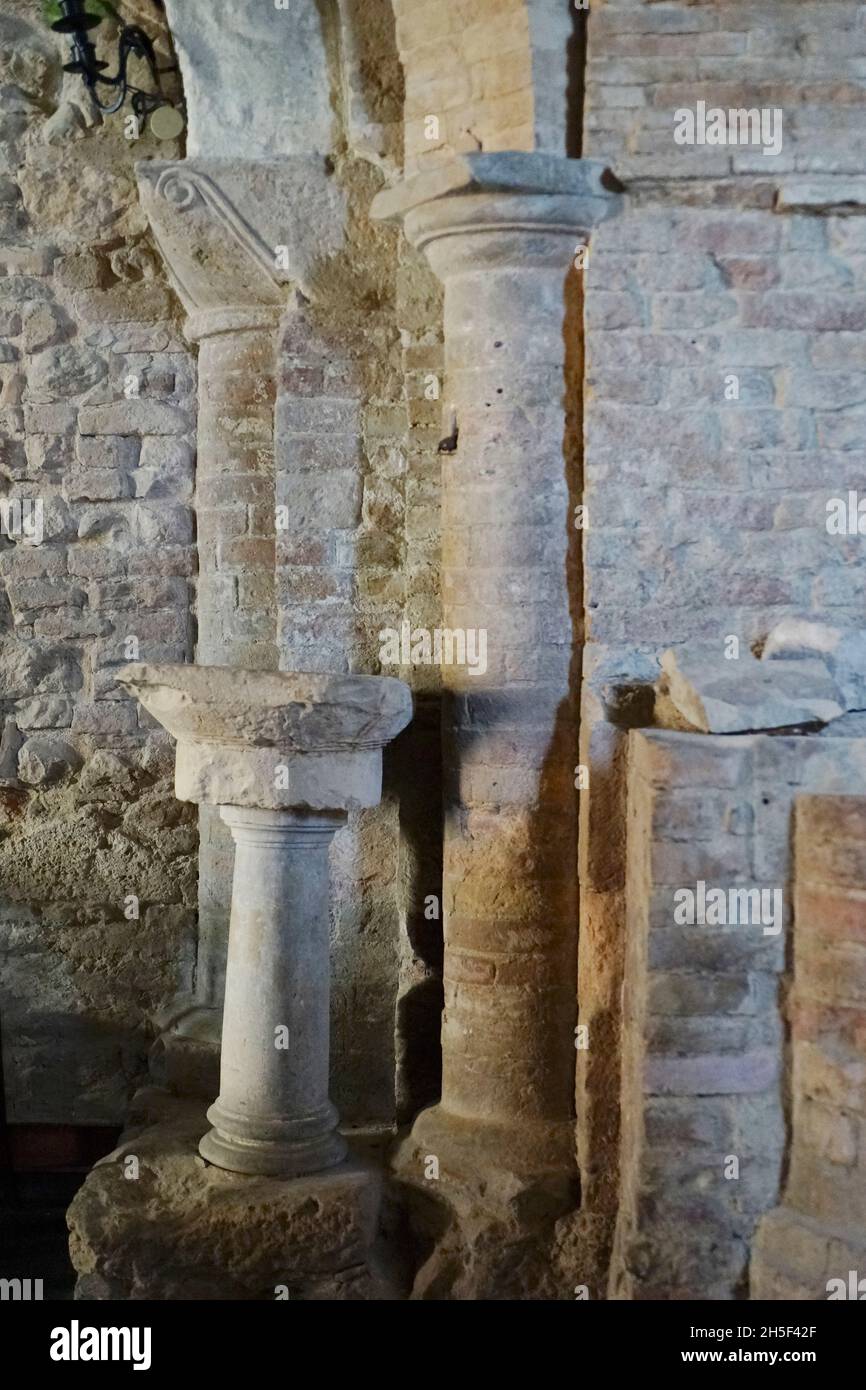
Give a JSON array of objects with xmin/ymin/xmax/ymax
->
[
  {"xmin": 199, "ymin": 1122, "xmax": 347, "ymax": 1178},
  {"xmin": 200, "ymin": 1097, "xmax": 347, "ymax": 1177},
  {"xmin": 68, "ymin": 1088, "xmax": 401, "ymax": 1300},
  {"xmin": 387, "ymin": 1105, "xmax": 591, "ymax": 1299},
  {"xmin": 405, "ymin": 1103, "xmax": 578, "ymax": 1197}
]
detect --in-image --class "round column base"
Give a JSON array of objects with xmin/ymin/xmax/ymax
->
[
  {"xmin": 199, "ymin": 1123, "xmax": 348, "ymax": 1177},
  {"xmin": 399, "ymin": 1103, "xmax": 578, "ymax": 1202}
]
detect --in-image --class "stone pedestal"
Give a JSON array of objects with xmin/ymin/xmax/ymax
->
[
  {"xmin": 374, "ymin": 155, "xmax": 619, "ymax": 1209},
  {"xmin": 68, "ymin": 1088, "xmax": 401, "ymax": 1301},
  {"xmin": 118, "ymin": 663, "xmax": 412, "ymax": 1178},
  {"xmin": 68, "ymin": 663, "xmax": 412, "ymax": 1298}
]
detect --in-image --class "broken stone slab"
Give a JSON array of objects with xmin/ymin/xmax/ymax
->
[
  {"xmin": 657, "ymin": 643, "xmax": 844, "ymax": 734},
  {"xmin": 762, "ymin": 616, "xmax": 866, "ymax": 712},
  {"xmin": 67, "ymin": 1088, "xmax": 397, "ymax": 1300}
]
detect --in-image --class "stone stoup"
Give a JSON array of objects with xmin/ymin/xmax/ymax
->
[{"xmin": 0, "ymin": 0, "xmax": 861, "ymax": 1306}]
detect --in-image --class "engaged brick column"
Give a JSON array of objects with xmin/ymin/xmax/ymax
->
[
  {"xmin": 188, "ymin": 308, "xmax": 280, "ymax": 1009},
  {"xmin": 374, "ymin": 153, "xmax": 618, "ymax": 1184},
  {"xmin": 752, "ymin": 795, "xmax": 866, "ymax": 1300},
  {"xmin": 192, "ymin": 311, "xmax": 279, "ymax": 672},
  {"xmin": 138, "ymin": 163, "xmax": 287, "ymax": 1023}
]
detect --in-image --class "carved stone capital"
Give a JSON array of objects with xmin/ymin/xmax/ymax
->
[
  {"xmin": 138, "ymin": 157, "xmax": 348, "ymax": 339},
  {"xmin": 371, "ymin": 152, "xmax": 621, "ymax": 280}
]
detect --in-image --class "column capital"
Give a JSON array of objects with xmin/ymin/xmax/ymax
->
[
  {"xmin": 137, "ymin": 156, "xmax": 348, "ymax": 340},
  {"xmin": 137, "ymin": 160, "xmax": 287, "ymax": 338},
  {"xmin": 371, "ymin": 152, "xmax": 621, "ymax": 277},
  {"xmin": 117, "ymin": 662, "xmax": 413, "ymax": 813}
]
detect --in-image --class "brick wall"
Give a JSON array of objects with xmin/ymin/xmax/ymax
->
[
  {"xmin": 611, "ymin": 728, "xmax": 866, "ymax": 1298},
  {"xmin": 579, "ymin": 0, "xmax": 866, "ymax": 1233},
  {"xmin": 392, "ymin": 0, "xmax": 574, "ymax": 172},
  {"xmin": 752, "ymin": 794, "xmax": 866, "ymax": 1299}
]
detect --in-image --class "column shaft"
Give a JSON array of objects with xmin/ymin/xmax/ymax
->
[
  {"xmin": 196, "ymin": 325, "xmax": 278, "ymax": 672},
  {"xmin": 200, "ymin": 806, "xmax": 347, "ymax": 1176},
  {"xmin": 193, "ymin": 320, "xmax": 279, "ymax": 1012},
  {"xmin": 437, "ymin": 251, "xmax": 579, "ymax": 1147},
  {"xmin": 371, "ymin": 156, "xmax": 621, "ymax": 1182}
]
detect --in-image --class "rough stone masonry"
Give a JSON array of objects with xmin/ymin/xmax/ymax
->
[{"xmin": 0, "ymin": 0, "xmax": 862, "ymax": 1307}]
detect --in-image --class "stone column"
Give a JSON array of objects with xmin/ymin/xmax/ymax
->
[
  {"xmin": 118, "ymin": 662, "xmax": 412, "ymax": 1176},
  {"xmin": 373, "ymin": 154, "xmax": 619, "ymax": 1186},
  {"xmin": 203, "ymin": 807, "xmax": 347, "ymax": 1175},
  {"xmin": 138, "ymin": 163, "xmax": 289, "ymax": 1036}
]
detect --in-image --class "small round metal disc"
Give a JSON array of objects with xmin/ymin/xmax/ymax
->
[{"xmin": 150, "ymin": 105, "xmax": 185, "ymax": 141}]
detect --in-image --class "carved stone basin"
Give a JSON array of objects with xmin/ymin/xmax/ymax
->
[{"xmin": 117, "ymin": 663, "xmax": 413, "ymax": 812}]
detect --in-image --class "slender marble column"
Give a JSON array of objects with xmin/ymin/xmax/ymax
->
[
  {"xmin": 374, "ymin": 154, "xmax": 619, "ymax": 1182},
  {"xmin": 200, "ymin": 807, "xmax": 347, "ymax": 1176}
]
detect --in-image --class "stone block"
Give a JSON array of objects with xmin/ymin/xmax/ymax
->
[
  {"xmin": 658, "ymin": 644, "xmax": 844, "ymax": 734},
  {"xmin": 71, "ymin": 702, "xmax": 138, "ymax": 736},
  {"xmin": 645, "ymin": 1048, "xmax": 780, "ymax": 1097},
  {"xmin": 68, "ymin": 1089, "xmax": 389, "ymax": 1300},
  {"xmin": 17, "ymin": 736, "xmax": 81, "ymax": 786},
  {"xmin": 14, "ymin": 695, "xmax": 73, "ymax": 729},
  {"xmin": 21, "ymin": 303, "xmax": 68, "ymax": 353},
  {"xmin": 76, "ymin": 434, "xmax": 140, "ymax": 470},
  {"xmin": 27, "ymin": 345, "xmax": 106, "ymax": 401},
  {"xmin": 64, "ymin": 469, "xmax": 133, "ymax": 503},
  {"xmin": 79, "ymin": 400, "xmax": 191, "ymax": 436},
  {"xmin": 24, "ymin": 402, "xmax": 75, "ymax": 435}
]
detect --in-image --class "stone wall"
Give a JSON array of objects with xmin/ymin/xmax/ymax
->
[
  {"xmin": 611, "ymin": 728, "xmax": 866, "ymax": 1299},
  {"xmin": 0, "ymin": 0, "xmax": 448, "ymax": 1133},
  {"xmin": 578, "ymin": 0, "xmax": 866, "ymax": 1231},
  {"xmin": 0, "ymin": 1, "xmax": 196, "ymax": 1122}
]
